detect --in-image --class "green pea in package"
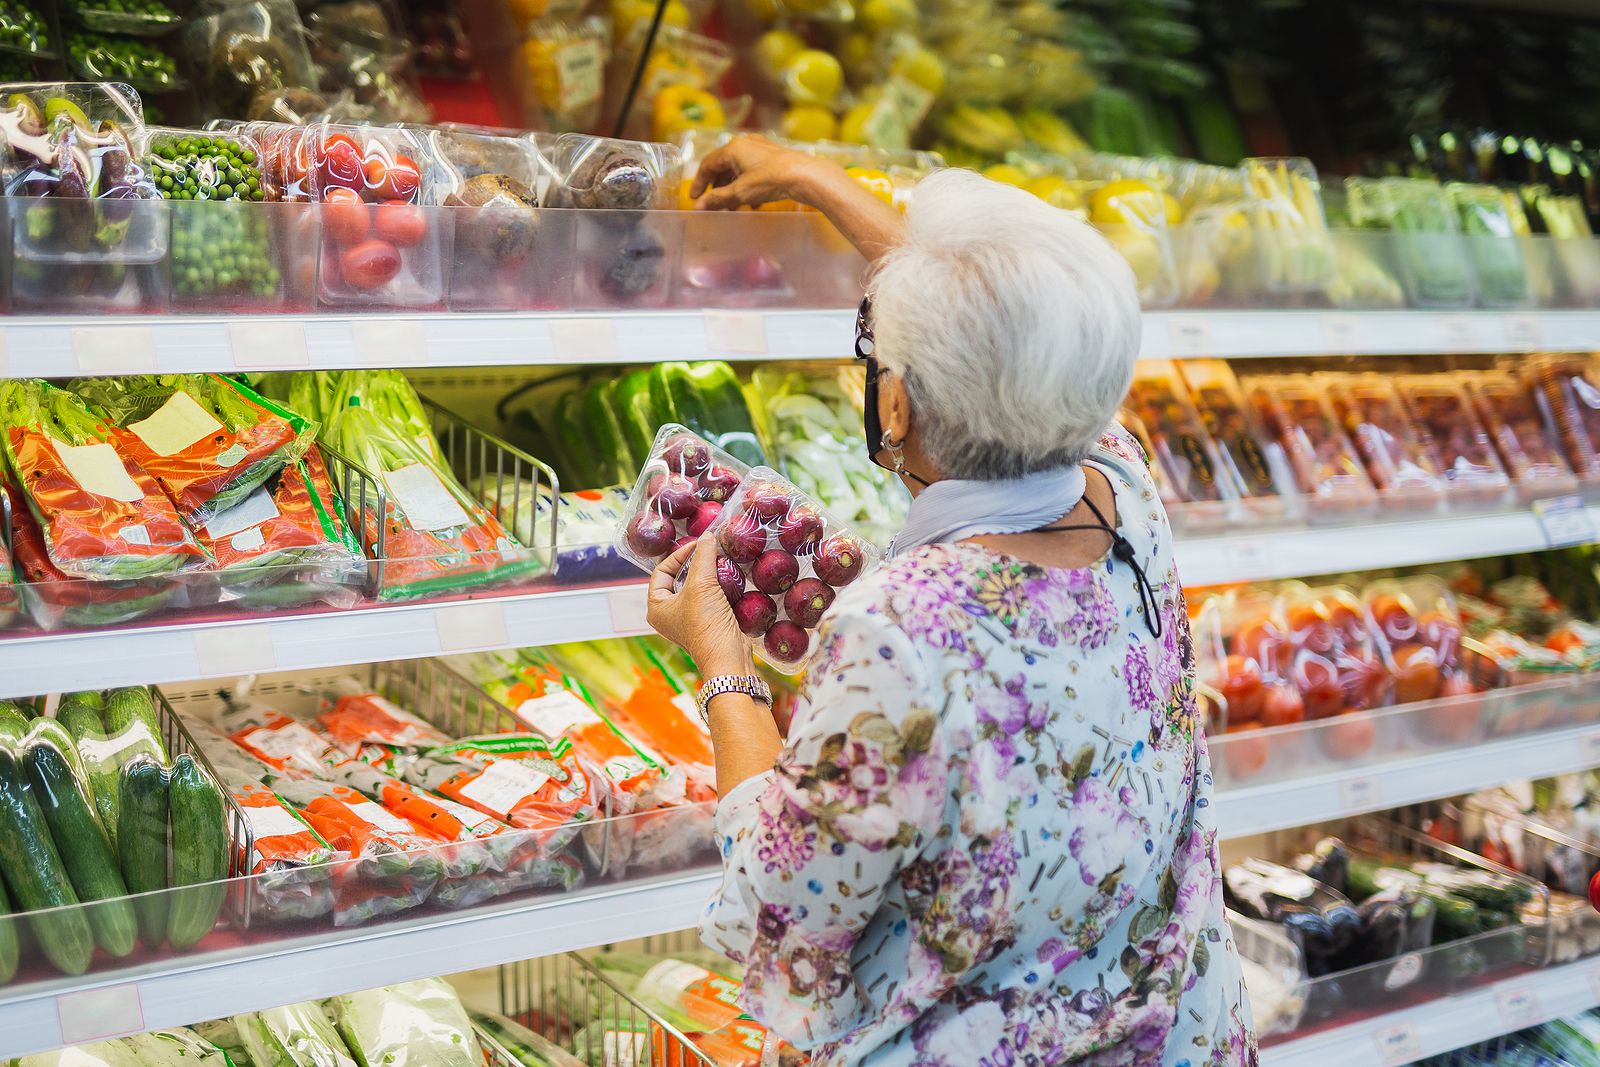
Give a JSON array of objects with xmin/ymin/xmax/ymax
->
[{"xmin": 329, "ymin": 979, "xmax": 482, "ymax": 1067}]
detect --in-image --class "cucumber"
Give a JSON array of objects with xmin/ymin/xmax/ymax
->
[
  {"xmin": 119, "ymin": 755, "xmax": 171, "ymax": 949},
  {"xmin": 56, "ymin": 698, "xmax": 106, "ymax": 740},
  {"xmin": 167, "ymin": 754, "xmax": 229, "ymax": 951},
  {"xmin": 24, "ymin": 721, "xmax": 136, "ymax": 958},
  {"xmin": 0, "ymin": 723, "xmax": 95, "ymax": 975},
  {"xmin": 66, "ymin": 690, "xmax": 105, "ymax": 710},
  {"xmin": 0, "ymin": 859, "xmax": 19, "ymax": 984},
  {"xmin": 105, "ymin": 686, "xmax": 168, "ymax": 762},
  {"xmin": 0, "ymin": 702, "xmax": 30, "ymax": 732}
]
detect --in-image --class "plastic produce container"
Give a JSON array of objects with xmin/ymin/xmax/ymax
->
[
  {"xmin": 1322, "ymin": 374, "xmax": 1448, "ymax": 515},
  {"xmin": 1346, "ymin": 177, "xmax": 1475, "ymax": 309},
  {"xmin": 1463, "ymin": 369, "xmax": 1581, "ymax": 503},
  {"xmin": 1125, "ymin": 361, "xmax": 1234, "ymax": 530},
  {"xmin": 1241, "ymin": 374, "xmax": 1379, "ymax": 524},
  {"xmin": 1521, "ymin": 353, "xmax": 1600, "ymax": 497},
  {"xmin": 1178, "ymin": 359, "xmax": 1298, "ymax": 524},
  {"xmin": 1393, "ymin": 374, "xmax": 1514, "ymax": 511},
  {"xmin": 615, "ymin": 424, "xmax": 752, "ymax": 574}
]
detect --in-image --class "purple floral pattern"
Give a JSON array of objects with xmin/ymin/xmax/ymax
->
[{"xmin": 701, "ymin": 427, "xmax": 1258, "ymax": 1065}]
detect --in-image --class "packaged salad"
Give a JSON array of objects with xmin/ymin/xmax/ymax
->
[
  {"xmin": 222, "ymin": 699, "xmax": 344, "ymax": 779},
  {"xmin": 1, "ymin": 379, "xmax": 205, "ymax": 581},
  {"xmin": 1322, "ymin": 374, "xmax": 1447, "ymax": 513},
  {"xmin": 240, "ymin": 1002, "xmax": 357, "ymax": 1067},
  {"xmin": 406, "ymin": 734, "xmax": 598, "ymax": 855},
  {"xmin": 329, "ymin": 979, "xmax": 482, "ymax": 1067},
  {"xmin": 72, "ymin": 373, "xmax": 317, "ymax": 527},
  {"xmin": 1463, "ymin": 370, "xmax": 1580, "ymax": 502}
]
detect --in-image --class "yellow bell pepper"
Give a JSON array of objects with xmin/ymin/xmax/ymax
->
[
  {"xmin": 653, "ymin": 84, "xmax": 726, "ymax": 143},
  {"xmin": 846, "ymin": 166, "xmax": 895, "ymax": 206}
]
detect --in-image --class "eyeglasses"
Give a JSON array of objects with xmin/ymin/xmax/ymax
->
[{"xmin": 855, "ymin": 295, "xmax": 874, "ymax": 360}]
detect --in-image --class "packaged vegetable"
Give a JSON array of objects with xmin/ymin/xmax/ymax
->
[
  {"xmin": 550, "ymin": 133, "xmax": 680, "ymax": 212},
  {"xmin": 1281, "ymin": 585, "xmax": 1393, "ymax": 762},
  {"xmin": 478, "ymin": 483, "xmax": 636, "ymax": 585},
  {"xmin": 12, "ymin": 1040, "xmax": 146, "ymax": 1067},
  {"xmin": 615, "ymin": 424, "xmax": 751, "ymax": 573},
  {"xmin": 1446, "ymin": 182, "xmax": 1531, "ymax": 307},
  {"xmin": 1523, "ymin": 353, "xmax": 1600, "ymax": 490},
  {"xmin": 62, "ymin": 686, "xmax": 167, "ymax": 849},
  {"xmin": 1240, "ymin": 157, "xmax": 1335, "ymax": 294},
  {"xmin": 316, "ymin": 686, "xmax": 452, "ymax": 762},
  {"xmin": 1365, "ymin": 576, "xmax": 1472, "ymax": 710},
  {"xmin": 71, "ymin": 373, "xmax": 317, "ymax": 526},
  {"xmin": 1125, "ymin": 362, "xmax": 1234, "ymax": 528},
  {"xmin": 1323, "ymin": 374, "xmax": 1447, "ymax": 513},
  {"xmin": 1, "ymin": 379, "xmax": 206, "ymax": 580},
  {"xmin": 471, "ymin": 1010, "xmax": 588, "ymax": 1067},
  {"xmin": 1347, "ymin": 177, "xmax": 1474, "ymax": 308},
  {"xmin": 429, "ymin": 128, "xmax": 547, "ymax": 312},
  {"xmin": 1177, "ymin": 359, "xmax": 1297, "ymax": 523},
  {"xmin": 517, "ymin": 15, "xmax": 609, "ymax": 134},
  {"xmin": 233, "ymin": 782, "xmax": 339, "ymax": 923},
  {"xmin": 67, "ymin": 33, "xmax": 182, "ymax": 93},
  {"xmin": 647, "ymin": 362, "xmax": 766, "ymax": 469},
  {"xmin": 122, "ymin": 1029, "xmax": 235, "ymax": 1065},
  {"xmin": 1224, "ymin": 857, "xmax": 1360, "ymax": 978},
  {"xmin": 182, "ymin": 1, "xmax": 319, "ymax": 120},
  {"xmin": 1242, "ymin": 374, "xmax": 1379, "ymax": 523},
  {"xmin": 408, "ymin": 734, "xmax": 598, "ymax": 853},
  {"xmin": 1464, "ymin": 370, "xmax": 1580, "ymax": 502},
  {"xmin": 1393, "ymin": 375, "xmax": 1513, "ymax": 510},
  {"xmin": 1195, "ymin": 588, "xmax": 1304, "ymax": 735},
  {"xmin": 329, "ymin": 980, "xmax": 481, "ymax": 1067},
  {"xmin": 224, "ymin": 701, "xmax": 342, "ymax": 779},
  {"xmin": 241, "ymin": 1001, "xmax": 358, "ymax": 1067}
]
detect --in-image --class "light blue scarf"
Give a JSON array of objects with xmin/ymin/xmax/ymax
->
[{"xmin": 887, "ymin": 465, "xmax": 1088, "ymax": 558}]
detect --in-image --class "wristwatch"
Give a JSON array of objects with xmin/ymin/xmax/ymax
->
[{"xmin": 696, "ymin": 674, "xmax": 773, "ymax": 725}]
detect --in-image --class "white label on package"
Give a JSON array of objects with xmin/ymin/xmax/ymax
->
[
  {"xmin": 429, "ymin": 792, "xmax": 501, "ymax": 832},
  {"xmin": 230, "ymin": 527, "xmax": 267, "ymax": 554},
  {"xmin": 639, "ymin": 959, "xmax": 711, "ymax": 998},
  {"xmin": 206, "ymin": 487, "xmax": 280, "ymax": 539},
  {"xmin": 602, "ymin": 1031, "xmax": 643, "ymax": 1067},
  {"xmin": 516, "ymin": 690, "xmax": 602, "ymax": 738},
  {"xmin": 244, "ymin": 802, "xmax": 308, "ymax": 841},
  {"xmin": 672, "ymin": 691, "xmax": 709, "ymax": 733},
  {"xmin": 242, "ymin": 721, "xmax": 323, "ymax": 760},
  {"xmin": 349, "ymin": 800, "xmax": 416, "ymax": 836},
  {"xmin": 127, "ymin": 391, "xmax": 224, "ymax": 457},
  {"xmin": 119, "ymin": 524, "xmax": 151, "ymax": 546},
  {"xmin": 56, "ymin": 441, "xmax": 143, "ymax": 502},
  {"xmin": 555, "ymin": 38, "xmax": 604, "ymax": 112},
  {"xmin": 384, "ymin": 463, "xmax": 471, "ymax": 532},
  {"xmin": 458, "ymin": 759, "xmax": 552, "ymax": 818}
]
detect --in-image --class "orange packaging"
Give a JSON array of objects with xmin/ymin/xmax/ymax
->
[
  {"xmin": 1242, "ymin": 374, "xmax": 1379, "ymax": 522},
  {"xmin": 234, "ymin": 782, "xmax": 338, "ymax": 873},
  {"xmin": 504, "ymin": 663, "xmax": 668, "ymax": 799},
  {"xmin": 294, "ymin": 783, "xmax": 445, "ymax": 855},
  {"xmin": 226, "ymin": 707, "xmax": 343, "ymax": 778},
  {"xmin": 1465, "ymin": 370, "xmax": 1580, "ymax": 501},
  {"xmin": 317, "ymin": 690, "xmax": 453, "ymax": 760},
  {"xmin": 412, "ymin": 735, "xmax": 599, "ymax": 847}
]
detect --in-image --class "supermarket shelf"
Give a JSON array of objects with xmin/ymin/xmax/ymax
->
[
  {"xmin": 6, "ymin": 307, "xmax": 1600, "ymax": 378},
  {"xmin": 1261, "ymin": 956, "xmax": 1600, "ymax": 1066},
  {"xmin": 1215, "ymin": 721, "xmax": 1600, "ymax": 838},
  {"xmin": 0, "ymin": 868, "xmax": 722, "ymax": 1060},
  {"xmin": 3, "ymin": 500, "xmax": 1592, "ymax": 698}
]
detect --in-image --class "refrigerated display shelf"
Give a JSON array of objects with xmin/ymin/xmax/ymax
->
[
  {"xmin": 4, "ymin": 308, "xmax": 1596, "ymax": 378},
  {"xmin": 1261, "ymin": 956, "xmax": 1600, "ymax": 1066}
]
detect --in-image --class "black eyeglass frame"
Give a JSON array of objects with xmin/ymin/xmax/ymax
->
[{"xmin": 855, "ymin": 295, "xmax": 875, "ymax": 360}]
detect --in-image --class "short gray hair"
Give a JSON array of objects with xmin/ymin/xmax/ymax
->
[{"xmin": 871, "ymin": 167, "xmax": 1141, "ymax": 481}]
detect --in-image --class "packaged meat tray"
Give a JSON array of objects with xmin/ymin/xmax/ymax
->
[
  {"xmin": 1125, "ymin": 361, "xmax": 1233, "ymax": 530},
  {"xmin": 1522, "ymin": 353, "xmax": 1600, "ymax": 493},
  {"xmin": 1393, "ymin": 375, "xmax": 1513, "ymax": 510},
  {"xmin": 1178, "ymin": 359, "xmax": 1298, "ymax": 524},
  {"xmin": 1463, "ymin": 370, "xmax": 1580, "ymax": 502},
  {"xmin": 1241, "ymin": 375, "xmax": 1379, "ymax": 523},
  {"xmin": 1322, "ymin": 374, "xmax": 1447, "ymax": 514}
]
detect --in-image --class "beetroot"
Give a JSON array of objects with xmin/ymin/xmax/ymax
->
[
  {"xmin": 716, "ymin": 556, "xmax": 745, "ymax": 602},
  {"xmin": 651, "ymin": 473, "xmax": 700, "ymax": 520},
  {"xmin": 699, "ymin": 465, "xmax": 742, "ymax": 503},
  {"xmin": 745, "ymin": 485, "xmax": 793, "ymax": 522},
  {"xmin": 625, "ymin": 512, "xmax": 676, "ymax": 558},
  {"xmin": 764, "ymin": 620, "xmax": 809, "ymax": 661},
  {"xmin": 777, "ymin": 507, "xmax": 824, "ymax": 556},
  {"xmin": 813, "ymin": 535, "xmax": 865, "ymax": 587},
  {"xmin": 734, "ymin": 590, "xmax": 778, "ymax": 636},
  {"xmin": 719, "ymin": 514, "xmax": 768, "ymax": 564},
  {"xmin": 661, "ymin": 434, "xmax": 711, "ymax": 477},
  {"xmin": 784, "ymin": 577, "xmax": 835, "ymax": 628},
  {"xmin": 687, "ymin": 501, "xmax": 723, "ymax": 537},
  {"xmin": 752, "ymin": 549, "xmax": 799, "ymax": 594}
]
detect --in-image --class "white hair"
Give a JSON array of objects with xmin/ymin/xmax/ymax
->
[{"xmin": 871, "ymin": 168, "xmax": 1142, "ymax": 480}]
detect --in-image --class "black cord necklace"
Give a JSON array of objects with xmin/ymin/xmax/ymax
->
[{"xmin": 1033, "ymin": 489, "xmax": 1163, "ymax": 640}]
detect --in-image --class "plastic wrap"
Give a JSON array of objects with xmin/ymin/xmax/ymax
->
[
  {"xmin": 122, "ymin": 1029, "xmax": 236, "ymax": 1064},
  {"xmin": 303, "ymin": 1, "xmax": 426, "ymax": 124},
  {"xmin": 1347, "ymin": 177, "xmax": 1474, "ymax": 308},
  {"xmin": 1323, "ymin": 374, "xmax": 1447, "ymax": 513},
  {"xmin": 1, "ymin": 379, "xmax": 205, "ymax": 581},
  {"xmin": 12, "ymin": 1040, "xmax": 145, "ymax": 1066},
  {"xmin": 64, "ymin": 0, "xmax": 181, "ymax": 37},
  {"xmin": 615, "ymin": 424, "xmax": 751, "ymax": 573},
  {"xmin": 66, "ymin": 33, "xmax": 181, "ymax": 93},
  {"xmin": 1177, "ymin": 359, "xmax": 1296, "ymax": 523},
  {"xmin": 476, "ymin": 482, "xmax": 635, "ymax": 585},
  {"xmin": 1195, "ymin": 588, "xmax": 1303, "ymax": 736},
  {"xmin": 428, "ymin": 127, "xmax": 545, "ymax": 311},
  {"xmin": 1365, "ymin": 576, "xmax": 1474, "ymax": 739},
  {"xmin": 58, "ymin": 687, "xmax": 167, "ymax": 849},
  {"xmin": 316, "ymin": 687, "xmax": 452, "ymax": 761},
  {"xmin": 329, "ymin": 979, "xmax": 481, "ymax": 1067},
  {"xmin": 1464, "ymin": 370, "xmax": 1580, "ymax": 502},
  {"xmin": 1446, "ymin": 182, "xmax": 1530, "ymax": 307},
  {"xmin": 1523, "ymin": 353, "xmax": 1600, "ymax": 490},
  {"xmin": 1125, "ymin": 361, "xmax": 1233, "ymax": 527},
  {"xmin": 1239, "ymin": 157, "xmax": 1335, "ymax": 294},
  {"xmin": 550, "ymin": 133, "xmax": 681, "ymax": 211},
  {"xmin": 0, "ymin": 3, "xmax": 51, "ymax": 56},
  {"xmin": 692, "ymin": 466, "xmax": 880, "ymax": 672},
  {"xmin": 407, "ymin": 734, "xmax": 598, "ymax": 854},
  {"xmin": 518, "ymin": 15, "xmax": 609, "ymax": 133},
  {"xmin": 1282, "ymin": 584, "xmax": 1395, "ymax": 752},
  {"xmin": 233, "ymin": 781, "xmax": 340, "ymax": 923},
  {"xmin": 1393, "ymin": 375, "xmax": 1513, "ymax": 510},
  {"xmin": 183, "ymin": 1, "xmax": 318, "ymax": 120},
  {"xmin": 1225, "ymin": 857, "xmax": 1360, "ymax": 978},
  {"xmin": 242, "ymin": 1002, "xmax": 358, "ymax": 1067},
  {"xmin": 1242, "ymin": 374, "xmax": 1379, "ymax": 523},
  {"xmin": 72, "ymin": 373, "xmax": 317, "ymax": 526},
  {"xmin": 223, "ymin": 700, "xmax": 343, "ymax": 778}
]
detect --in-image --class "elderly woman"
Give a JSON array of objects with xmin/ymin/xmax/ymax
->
[{"xmin": 647, "ymin": 136, "xmax": 1257, "ymax": 1067}]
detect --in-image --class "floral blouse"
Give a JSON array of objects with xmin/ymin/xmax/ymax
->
[{"xmin": 700, "ymin": 426, "xmax": 1258, "ymax": 1067}]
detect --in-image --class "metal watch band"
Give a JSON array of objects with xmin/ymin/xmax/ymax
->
[{"xmin": 696, "ymin": 674, "xmax": 772, "ymax": 724}]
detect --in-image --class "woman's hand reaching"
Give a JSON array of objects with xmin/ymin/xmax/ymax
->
[{"xmin": 648, "ymin": 532, "xmax": 752, "ymax": 679}]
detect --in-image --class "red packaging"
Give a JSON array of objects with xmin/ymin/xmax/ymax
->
[
  {"xmin": 1463, "ymin": 370, "xmax": 1581, "ymax": 503},
  {"xmin": 1394, "ymin": 375, "xmax": 1514, "ymax": 509},
  {"xmin": 1323, "ymin": 374, "xmax": 1447, "ymax": 512},
  {"xmin": 1365, "ymin": 576, "xmax": 1472, "ymax": 705},
  {"xmin": 1196, "ymin": 588, "xmax": 1304, "ymax": 732},
  {"xmin": 1242, "ymin": 375, "xmax": 1379, "ymax": 522},
  {"xmin": 1179, "ymin": 359, "xmax": 1295, "ymax": 521},
  {"xmin": 317, "ymin": 689, "xmax": 453, "ymax": 760},
  {"xmin": 226, "ymin": 706, "xmax": 344, "ymax": 778},
  {"xmin": 1523, "ymin": 354, "xmax": 1600, "ymax": 487}
]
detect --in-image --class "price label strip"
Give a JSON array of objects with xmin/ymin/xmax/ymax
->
[
  {"xmin": 193, "ymin": 624, "xmax": 278, "ymax": 677},
  {"xmin": 704, "ymin": 311, "xmax": 768, "ymax": 355},
  {"xmin": 1503, "ymin": 314, "xmax": 1544, "ymax": 350},
  {"xmin": 548, "ymin": 317, "xmax": 620, "ymax": 363},
  {"xmin": 1532, "ymin": 495, "xmax": 1597, "ymax": 549},
  {"xmin": 73, "ymin": 326, "xmax": 157, "ymax": 375},
  {"xmin": 230, "ymin": 320, "xmax": 309, "ymax": 370},
  {"xmin": 1320, "ymin": 314, "xmax": 1366, "ymax": 352},
  {"xmin": 1437, "ymin": 315, "xmax": 1482, "ymax": 351},
  {"xmin": 1340, "ymin": 775, "xmax": 1380, "ymax": 813},
  {"xmin": 1168, "ymin": 318, "xmax": 1215, "ymax": 357},
  {"xmin": 1496, "ymin": 983, "xmax": 1543, "ymax": 1030},
  {"xmin": 58, "ymin": 984, "xmax": 144, "ymax": 1045},
  {"xmin": 608, "ymin": 586, "xmax": 650, "ymax": 635},
  {"xmin": 434, "ymin": 601, "xmax": 509, "ymax": 653},
  {"xmin": 1373, "ymin": 1022, "xmax": 1423, "ymax": 1067}
]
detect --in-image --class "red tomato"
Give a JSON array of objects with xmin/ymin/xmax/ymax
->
[
  {"xmin": 1220, "ymin": 724, "xmax": 1270, "ymax": 781},
  {"xmin": 1220, "ymin": 653, "xmax": 1264, "ymax": 723},
  {"xmin": 1286, "ymin": 601, "xmax": 1336, "ymax": 654},
  {"xmin": 1547, "ymin": 630, "xmax": 1585, "ymax": 655},
  {"xmin": 374, "ymin": 201, "xmax": 427, "ymax": 248},
  {"xmin": 1392, "ymin": 644, "xmax": 1442, "ymax": 704},
  {"xmin": 1418, "ymin": 610, "xmax": 1462, "ymax": 668},
  {"xmin": 322, "ymin": 187, "xmax": 369, "ymax": 245},
  {"xmin": 340, "ymin": 239, "xmax": 402, "ymax": 290},
  {"xmin": 317, "ymin": 133, "xmax": 365, "ymax": 192},
  {"xmin": 1294, "ymin": 653, "xmax": 1344, "ymax": 719},
  {"xmin": 1258, "ymin": 686, "xmax": 1306, "ymax": 728},
  {"xmin": 365, "ymin": 155, "xmax": 421, "ymax": 202},
  {"xmin": 1232, "ymin": 617, "xmax": 1284, "ymax": 674},
  {"xmin": 1321, "ymin": 710, "xmax": 1377, "ymax": 760},
  {"xmin": 1338, "ymin": 647, "xmax": 1394, "ymax": 710},
  {"xmin": 1370, "ymin": 594, "xmax": 1420, "ymax": 646},
  {"xmin": 1327, "ymin": 600, "xmax": 1367, "ymax": 648}
]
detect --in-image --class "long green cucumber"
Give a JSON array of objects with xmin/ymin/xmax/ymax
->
[
  {"xmin": 167, "ymin": 754, "xmax": 229, "ymax": 951},
  {"xmin": 0, "ymin": 862, "xmax": 18, "ymax": 984},
  {"xmin": 0, "ymin": 725, "xmax": 94, "ymax": 975},
  {"xmin": 56, "ymin": 697, "xmax": 106, "ymax": 740},
  {"xmin": 118, "ymin": 755, "xmax": 170, "ymax": 949},
  {"xmin": 65, "ymin": 690, "xmax": 105, "ymax": 710},
  {"xmin": 0, "ymin": 702, "xmax": 30, "ymax": 732},
  {"xmin": 105, "ymin": 687, "xmax": 168, "ymax": 763},
  {"xmin": 24, "ymin": 722, "xmax": 136, "ymax": 958}
]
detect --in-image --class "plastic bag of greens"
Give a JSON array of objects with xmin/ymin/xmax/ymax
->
[
  {"xmin": 329, "ymin": 978, "xmax": 482, "ymax": 1067},
  {"xmin": 472, "ymin": 1010, "xmax": 587, "ymax": 1067},
  {"xmin": 13, "ymin": 1040, "xmax": 146, "ymax": 1067},
  {"xmin": 1446, "ymin": 182, "xmax": 1530, "ymax": 308},
  {"xmin": 0, "ymin": 379, "xmax": 206, "ymax": 581},
  {"xmin": 241, "ymin": 1001, "xmax": 357, "ymax": 1067},
  {"xmin": 1346, "ymin": 177, "xmax": 1474, "ymax": 308},
  {"xmin": 123, "ymin": 1028, "xmax": 236, "ymax": 1065},
  {"xmin": 72, "ymin": 373, "xmax": 317, "ymax": 526},
  {"xmin": 192, "ymin": 1017, "xmax": 256, "ymax": 1066}
]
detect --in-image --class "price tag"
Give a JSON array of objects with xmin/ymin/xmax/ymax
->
[
  {"xmin": 1223, "ymin": 539, "xmax": 1275, "ymax": 580},
  {"xmin": 1340, "ymin": 775, "xmax": 1380, "ymax": 813},
  {"xmin": 1504, "ymin": 314, "xmax": 1545, "ymax": 350},
  {"xmin": 1167, "ymin": 318, "xmax": 1215, "ymax": 357},
  {"xmin": 704, "ymin": 311, "xmax": 768, "ymax": 355},
  {"xmin": 72, "ymin": 326, "xmax": 157, "ymax": 374},
  {"xmin": 1532, "ymin": 494, "xmax": 1596, "ymax": 548},
  {"xmin": 230, "ymin": 320, "xmax": 309, "ymax": 369},
  {"xmin": 1581, "ymin": 731, "xmax": 1600, "ymax": 766},
  {"xmin": 1437, "ymin": 315, "xmax": 1482, "ymax": 351},
  {"xmin": 58, "ymin": 983, "xmax": 144, "ymax": 1045},
  {"xmin": 1496, "ymin": 983, "xmax": 1542, "ymax": 1029},
  {"xmin": 607, "ymin": 585, "xmax": 650, "ymax": 635},
  {"xmin": 1320, "ymin": 314, "xmax": 1366, "ymax": 352},
  {"xmin": 1372, "ymin": 1022, "xmax": 1423, "ymax": 1066},
  {"xmin": 351, "ymin": 319, "xmax": 428, "ymax": 367},
  {"xmin": 193, "ymin": 623, "xmax": 277, "ymax": 676},
  {"xmin": 548, "ymin": 317, "xmax": 619, "ymax": 363},
  {"xmin": 434, "ymin": 601, "xmax": 509, "ymax": 653}
]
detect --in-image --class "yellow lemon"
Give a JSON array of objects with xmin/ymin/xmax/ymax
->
[
  {"xmin": 837, "ymin": 100, "xmax": 876, "ymax": 144},
  {"xmin": 859, "ymin": 0, "xmax": 916, "ymax": 32},
  {"xmin": 847, "ymin": 166, "xmax": 895, "ymax": 205},
  {"xmin": 837, "ymin": 32, "xmax": 877, "ymax": 77},
  {"xmin": 785, "ymin": 49, "xmax": 844, "ymax": 105},
  {"xmin": 779, "ymin": 104, "xmax": 838, "ymax": 142},
  {"xmin": 1163, "ymin": 192, "xmax": 1183, "ymax": 225},
  {"xmin": 982, "ymin": 163, "xmax": 1029, "ymax": 187},
  {"xmin": 890, "ymin": 44, "xmax": 945, "ymax": 95},
  {"xmin": 1102, "ymin": 226, "xmax": 1165, "ymax": 288},
  {"xmin": 1024, "ymin": 174, "xmax": 1081, "ymax": 210},
  {"xmin": 754, "ymin": 29, "xmax": 806, "ymax": 77},
  {"xmin": 1088, "ymin": 179, "xmax": 1166, "ymax": 228}
]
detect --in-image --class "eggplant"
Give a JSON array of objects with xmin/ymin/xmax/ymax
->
[
  {"xmin": 1224, "ymin": 857, "xmax": 1361, "ymax": 976},
  {"xmin": 1294, "ymin": 837, "xmax": 1351, "ymax": 897}
]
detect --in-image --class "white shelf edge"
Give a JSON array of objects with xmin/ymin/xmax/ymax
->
[
  {"xmin": 0, "ymin": 869, "xmax": 722, "ymax": 1060},
  {"xmin": 6, "ymin": 308, "xmax": 1600, "ymax": 377},
  {"xmin": 1262, "ymin": 956, "xmax": 1600, "ymax": 1066}
]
